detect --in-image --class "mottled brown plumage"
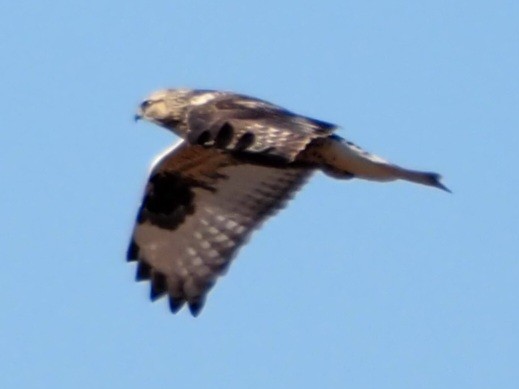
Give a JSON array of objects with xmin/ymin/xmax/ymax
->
[{"xmin": 128, "ymin": 88, "xmax": 448, "ymax": 316}]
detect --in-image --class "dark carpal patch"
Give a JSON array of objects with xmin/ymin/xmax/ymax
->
[{"xmin": 137, "ymin": 172, "xmax": 196, "ymax": 230}]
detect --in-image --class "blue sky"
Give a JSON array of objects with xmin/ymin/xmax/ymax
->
[{"xmin": 1, "ymin": 1, "xmax": 518, "ymax": 388}]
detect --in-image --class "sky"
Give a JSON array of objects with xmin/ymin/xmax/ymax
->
[{"xmin": 1, "ymin": 1, "xmax": 518, "ymax": 388}]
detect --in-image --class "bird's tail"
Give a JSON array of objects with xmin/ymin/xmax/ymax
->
[{"xmin": 309, "ymin": 135, "xmax": 450, "ymax": 192}]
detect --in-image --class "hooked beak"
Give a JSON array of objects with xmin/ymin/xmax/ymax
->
[{"xmin": 134, "ymin": 106, "xmax": 143, "ymax": 122}]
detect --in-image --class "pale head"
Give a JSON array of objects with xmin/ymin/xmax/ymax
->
[{"xmin": 135, "ymin": 88, "xmax": 194, "ymax": 129}]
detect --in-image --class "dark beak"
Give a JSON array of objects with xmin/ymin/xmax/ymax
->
[{"xmin": 134, "ymin": 114, "xmax": 142, "ymax": 122}]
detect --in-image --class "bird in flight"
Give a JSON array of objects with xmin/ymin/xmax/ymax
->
[{"xmin": 128, "ymin": 88, "xmax": 449, "ymax": 316}]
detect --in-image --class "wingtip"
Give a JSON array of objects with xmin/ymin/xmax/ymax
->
[
  {"xmin": 437, "ymin": 182, "xmax": 452, "ymax": 194},
  {"xmin": 135, "ymin": 261, "xmax": 152, "ymax": 281},
  {"xmin": 188, "ymin": 300, "xmax": 205, "ymax": 317},
  {"xmin": 127, "ymin": 239, "xmax": 140, "ymax": 262},
  {"xmin": 430, "ymin": 173, "xmax": 452, "ymax": 194},
  {"xmin": 149, "ymin": 272, "xmax": 168, "ymax": 301},
  {"xmin": 168, "ymin": 296, "xmax": 185, "ymax": 314}
]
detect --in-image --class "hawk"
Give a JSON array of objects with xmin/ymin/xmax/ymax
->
[{"xmin": 128, "ymin": 88, "xmax": 448, "ymax": 316}]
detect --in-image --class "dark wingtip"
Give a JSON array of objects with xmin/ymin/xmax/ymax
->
[
  {"xmin": 127, "ymin": 239, "xmax": 139, "ymax": 262},
  {"xmin": 168, "ymin": 296, "xmax": 185, "ymax": 314},
  {"xmin": 136, "ymin": 261, "xmax": 152, "ymax": 281},
  {"xmin": 437, "ymin": 182, "xmax": 452, "ymax": 194},
  {"xmin": 428, "ymin": 173, "xmax": 452, "ymax": 194},
  {"xmin": 188, "ymin": 300, "xmax": 205, "ymax": 317},
  {"xmin": 150, "ymin": 272, "xmax": 168, "ymax": 301}
]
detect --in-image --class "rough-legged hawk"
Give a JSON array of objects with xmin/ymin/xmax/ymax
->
[{"xmin": 128, "ymin": 88, "xmax": 449, "ymax": 316}]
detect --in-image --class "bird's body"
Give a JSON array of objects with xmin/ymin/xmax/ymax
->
[{"xmin": 128, "ymin": 88, "xmax": 448, "ymax": 316}]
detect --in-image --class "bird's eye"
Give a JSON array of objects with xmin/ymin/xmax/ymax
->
[{"xmin": 140, "ymin": 100, "xmax": 152, "ymax": 110}]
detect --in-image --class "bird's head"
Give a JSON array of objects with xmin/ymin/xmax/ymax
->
[{"xmin": 135, "ymin": 88, "xmax": 194, "ymax": 130}]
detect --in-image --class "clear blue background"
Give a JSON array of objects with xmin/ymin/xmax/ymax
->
[{"xmin": 1, "ymin": 1, "xmax": 517, "ymax": 388}]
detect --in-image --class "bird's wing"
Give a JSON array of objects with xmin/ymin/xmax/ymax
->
[
  {"xmin": 185, "ymin": 94, "xmax": 337, "ymax": 162},
  {"xmin": 127, "ymin": 141, "xmax": 312, "ymax": 315}
]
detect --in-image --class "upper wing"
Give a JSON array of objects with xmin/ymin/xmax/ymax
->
[
  {"xmin": 185, "ymin": 94, "xmax": 337, "ymax": 162},
  {"xmin": 127, "ymin": 141, "xmax": 312, "ymax": 316}
]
